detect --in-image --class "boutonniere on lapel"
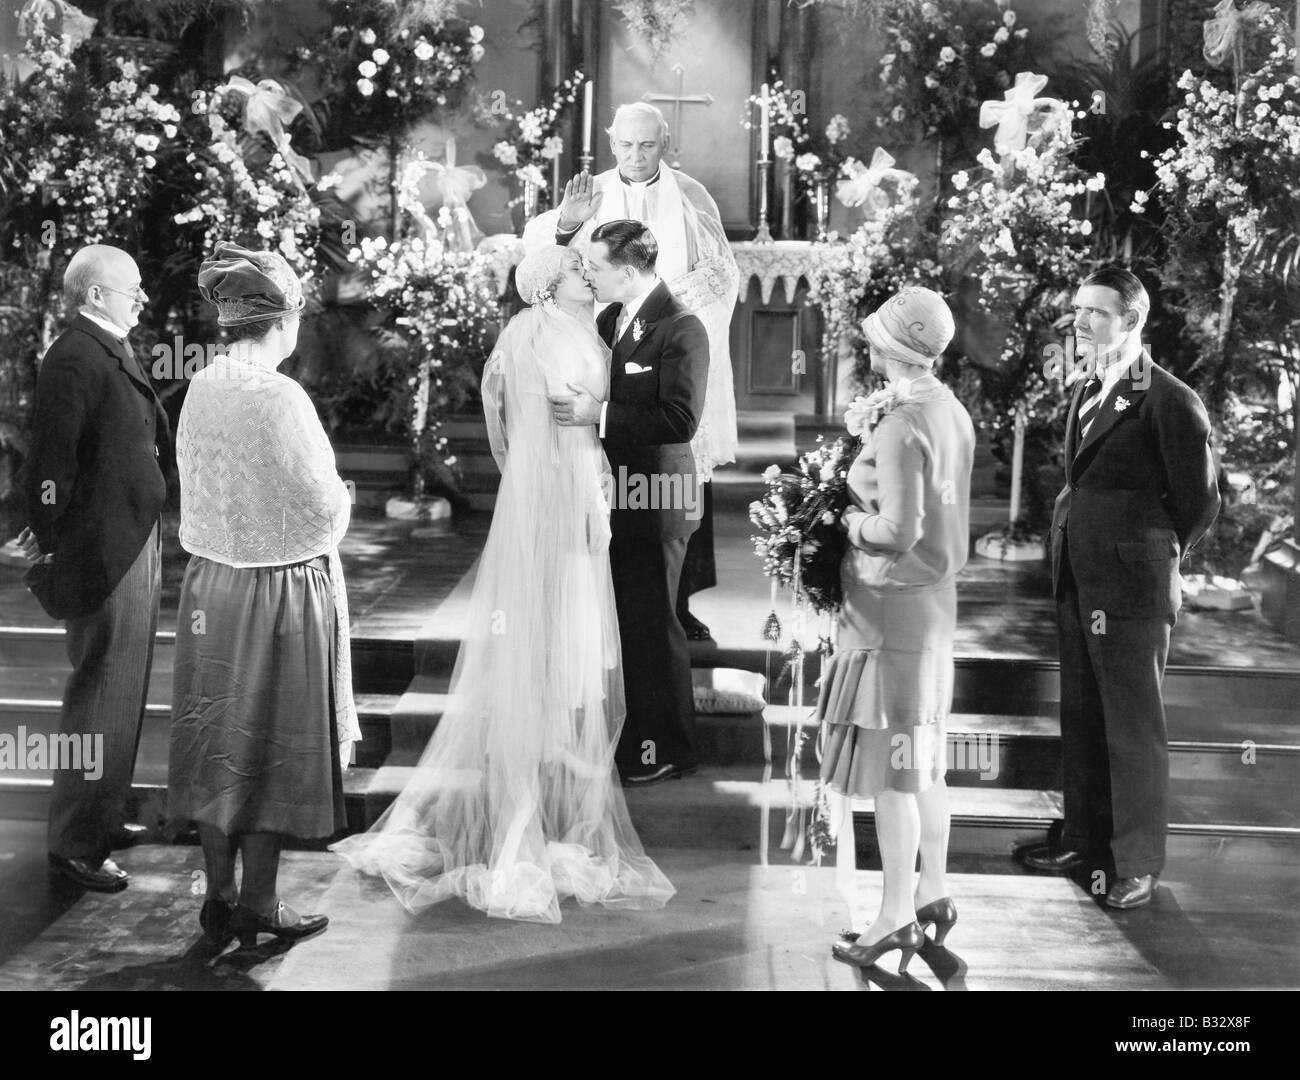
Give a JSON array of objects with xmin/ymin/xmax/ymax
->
[
  {"xmin": 1114, "ymin": 396, "xmax": 1132, "ymax": 412},
  {"xmin": 631, "ymin": 318, "xmax": 646, "ymax": 343}
]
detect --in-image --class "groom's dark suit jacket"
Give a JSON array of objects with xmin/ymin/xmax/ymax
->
[
  {"xmin": 597, "ymin": 279, "xmax": 708, "ymax": 773},
  {"xmin": 597, "ymin": 280, "xmax": 709, "ymax": 539}
]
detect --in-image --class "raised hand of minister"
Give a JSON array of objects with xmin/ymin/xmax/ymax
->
[{"xmin": 558, "ymin": 171, "xmax": 603, "ymax": 232}]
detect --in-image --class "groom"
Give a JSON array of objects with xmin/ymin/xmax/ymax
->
[{"xmin": 550, "ymin": 219, "xmax": 707, "ymax": 785}]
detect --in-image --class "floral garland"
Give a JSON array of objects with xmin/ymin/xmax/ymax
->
[
  {"xmin": 805, "ymin": 183, "xmax": 940, "ymax": 391},
  {"xmin": 173, "ymin": 84, "xmax": 322, "ymax": 287},
  {"xmin": 8, "ymin": 24, "xmax": 182, "ymax": 257},
  {"xmin": 291, "ymin": 0, "xmax": 484, "ymax": 144},
  {"xmin": 346, "ymin": 160, "xmax": 499, "ymax": 479},
  {"xmin": 613, "ymin": 0, "xmax": 696, "ymax": 66},
  {"xmin": 940, "ymin": 102, "xmax": 1102, "ymax": 442},
  {"xmin": 873, "ymin": 0, "xmax": 1031, "ymax": 146},
  {"xmin": 1149, "ymin": 16, "xmax": 1300, "ymax": 410},
  {"xmin": 476, "ymin": 70, "xmax": 586, "ymax": 208},
  {"xmin": 743, "ymin": 79, "xmax": 855, "ymax": 200}
]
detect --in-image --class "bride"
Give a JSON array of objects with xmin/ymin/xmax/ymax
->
[{"xmin": 332, "ymin": 245, "xmax": 674, "ymax": 923}]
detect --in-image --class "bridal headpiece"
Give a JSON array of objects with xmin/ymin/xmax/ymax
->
[{"xmin": 516, "ymin": 245, "xmax": 569, "ymax": 306}]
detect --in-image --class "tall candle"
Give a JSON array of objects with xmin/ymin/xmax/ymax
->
[
  {"xmin": 759, "ymin": 82, "xmax": 770, "ymax": 161},
  {"xmin": 582, "ymin": 80, "xmax": 594, "ymax": 155}
]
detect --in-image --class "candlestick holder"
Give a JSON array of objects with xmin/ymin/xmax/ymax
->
[
  {"xmin": 579, "ymin": 151, "xmax": 594, "ymax": 175},
  {"xmin": 754, "ymin": 158, "xmax": 774, "ymax": 243}
]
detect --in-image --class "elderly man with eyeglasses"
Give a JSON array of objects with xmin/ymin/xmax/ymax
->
[{"xmin": 17, "ymin": 243, "xmax": 171, "ymax": 893}]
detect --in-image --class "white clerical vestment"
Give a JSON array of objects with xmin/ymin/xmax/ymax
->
[{"xmin": 524, "ymin": 166, "xmax": 739, "ymax": 477}]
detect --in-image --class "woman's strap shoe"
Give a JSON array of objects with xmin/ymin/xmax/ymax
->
[{"xmin": 231, "ymin": 902, "xmax": 329, "ymax": 949}]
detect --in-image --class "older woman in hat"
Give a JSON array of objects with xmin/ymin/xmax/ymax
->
[
  {"xmin": 168, "ymin": 242, "xmax": 358, "ymax": 950},
  {"xmin": 820, "ymin": 287, "xmax": 974, "ymax": 974}
]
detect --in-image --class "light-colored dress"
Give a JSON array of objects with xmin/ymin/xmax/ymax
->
[
  {"xmin": 818, "ymin": 376, "xmax": 975, "ymax": 797},
  {"xmin": 168, "ymin": 355, "xmax": 357, "ymax": 838},
  {"xmin": 332, "ymin": 304, "xmax": 674, "ymax": 924}
]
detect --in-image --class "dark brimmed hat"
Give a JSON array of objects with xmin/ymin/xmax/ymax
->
[{"xmin": 197, "ymin": 241, "xmax": 305, "ymax": 326}]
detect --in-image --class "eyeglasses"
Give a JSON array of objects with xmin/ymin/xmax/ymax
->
[{"xmin": 93, "ymin": 283, "xmax": 147, "ymax": 301}]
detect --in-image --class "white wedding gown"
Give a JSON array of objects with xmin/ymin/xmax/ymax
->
[{"xmin": 332, "ymin": 302, "xmax": 674, "ymax": 923}]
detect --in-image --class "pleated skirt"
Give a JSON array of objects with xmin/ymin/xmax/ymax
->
[
  {"xmin": 817, "ymin": 578, "xmax": 956, "ymax": 798},
  {"xmin": 167, "ymin": 555, "xmax": 346, "ymax": 838}
]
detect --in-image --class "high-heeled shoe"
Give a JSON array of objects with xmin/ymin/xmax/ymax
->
[
  {"xmin": 915, "ymin": 897, "xmax": 957, "ymax": 947},
  {"xmin": 199, "ymin": 898, "xmax": 237, "ymax": 947},
  {"xmin": 230, "ymin": 901, "xmax": 329, "ymax": 949},
  {"xmin": 831, "ymin": 921, "xmax": 925, "ymax": 974}
]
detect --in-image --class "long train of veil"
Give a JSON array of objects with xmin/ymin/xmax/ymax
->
[{"xmin": 332, "ymin": 271, "xmax": 674, "ymax": 923}]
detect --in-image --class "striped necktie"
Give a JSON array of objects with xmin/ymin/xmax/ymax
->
[{"xmin": 1075, "ymin": 376, "xmax": 1103, "ymax": 446}]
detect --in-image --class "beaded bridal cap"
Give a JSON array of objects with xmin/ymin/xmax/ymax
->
[
  {"xmin": 516, "ymin": 245, "xmax": 569, "ymax": 306},
  {"xmin": 198, "ymin": 241, "xmax": 306, "ymax": 326},
  {"xmin": 862, "ymin": 286, "xmax": 955, "ymax": 370}
]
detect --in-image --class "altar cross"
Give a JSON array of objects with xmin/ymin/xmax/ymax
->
[{"xmin": 641, "ymin": 63, "xmax": 714, "ymax": 168}]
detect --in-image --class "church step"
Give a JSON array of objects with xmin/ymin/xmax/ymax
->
[
  {"xmin": 0, "ymin": 691, "xmax": 401, "ymax": 792},
  {"xmin": 328, "ymin": 681, "xmax": 1300, "ymax": 786},
  {"xmin": 684, "ymin": 644, "xmax": 1300, "ymax": 723},
  {"xmin": 335, "ymin": 765, "xmax": 1300, "ymax": 859},
  {"xmin": 0, "ymin": 627, "xmax": 412, "ymax": 696}
]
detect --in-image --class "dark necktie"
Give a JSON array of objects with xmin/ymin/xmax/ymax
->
[{"xmin": 1075, "ymin": 376, "xmax": 1103, "ymax": 446}]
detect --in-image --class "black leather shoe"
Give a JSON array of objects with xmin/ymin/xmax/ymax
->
[
  {"xmin": 111, "ymin": 823, "xmax": 148, "ymax": 849},
  {"xmin": 200, "ymin": 899, "xmax": 238, "ymax": 947},
  {"xmin": 48, "ymin": 854, "xmax": 129, "ymax": 892},
  {"xmin": 231, "ymin": 902, "xmax": 328, "ymax": 949},
  {"xmin": 1106, "ymin": 874, "xmax": 1158, "ymax": 910},
  {"xmin": 1019, "ymin": 844, "xmax": 1087, "ymax": 873},
  {"xmin": 623, "ymin": 764, "xmax": 676, "ymax": 787}
]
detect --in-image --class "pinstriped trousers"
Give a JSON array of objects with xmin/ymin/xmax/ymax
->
[{"xmin": 48, "ymin": 522, "xmax": 161, "ymax": 862}]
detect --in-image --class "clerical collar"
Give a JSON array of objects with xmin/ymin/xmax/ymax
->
[{"xmin": 619, "ymin": 168, "xmax": 661, "ymax": 188}]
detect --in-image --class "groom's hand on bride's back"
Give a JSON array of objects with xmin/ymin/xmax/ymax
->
[
  {"xmin": 558, "ymin": 172, "xmax": 603, "ymax": 232},
  {"xmin": 550, "ymin": 382, "xmax": 601, "ymax": 426}
]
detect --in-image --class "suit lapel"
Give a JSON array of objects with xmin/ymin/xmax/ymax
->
[
  {"xmin": 617, "ymin": 281, "xmax": 671, "ymax": 369},
  {"xmin": 74, "ymin": 314, "xmax": 157, "ymax": 403},
  {"xmin": 1073, "ymin": 354, "xmax": 1149, "ymax": 468}
]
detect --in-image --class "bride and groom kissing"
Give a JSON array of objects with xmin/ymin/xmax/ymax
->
[{"xmin": 334, "ymin": 219, "xmax": 707, "ymax": 923}]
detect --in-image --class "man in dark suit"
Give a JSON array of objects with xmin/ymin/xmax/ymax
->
[
  {"xmin": 18, "ymin": 244, "xmax": 170, "ymax": 892},
  {"xmin": 1021, "ymin": 267, "xmax": 1220, "ymax": 909},
  {"xmin": 550, "ymin": 219, "xmax": 707, "ymax": 785}
]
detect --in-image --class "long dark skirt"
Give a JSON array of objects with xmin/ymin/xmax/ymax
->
[{"xmin": 167, "ymin": 555, "xmax": 346, "ymax": 839}]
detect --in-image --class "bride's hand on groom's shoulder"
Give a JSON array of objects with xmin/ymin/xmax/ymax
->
[{"xmin": 558, "ymin": 172, "xmax": 602, "ymax": 231}]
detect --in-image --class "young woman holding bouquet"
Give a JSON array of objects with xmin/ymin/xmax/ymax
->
[{"xmin": 819, "ymin": 287, "xmax": 974, "ymax": 974}]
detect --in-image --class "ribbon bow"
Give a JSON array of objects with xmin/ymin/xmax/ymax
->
[
  {"xmin": 422, "ymin": 137, "xmax": 487, "ymax": 251},
  {"xmin": 1202, "ymin": 0, "xmax": 1272, "ymax": 68},
  {"xmin": 218, "ymin": 76, "xmax": 315, "ymax": 187},
  {"xmin": 17, "ymin": 0, "xmax": 96, "ymax": 47},
  {"xmin": 979, "ymin": 72, "xmax": 1069, "ymax": 160},
  {"xmin": 835, "ymin": 147, "xmax": 917, "ymax": 217},
  {"xmin": 411, "ymin": 137, "xmax": 486, "ymax": 252}
]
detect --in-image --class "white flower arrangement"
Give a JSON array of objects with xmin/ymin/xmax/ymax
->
[
  {"xmin": 475, "ymin": 70, "xmax": 586, "ymax": 208},
  {"xmin": 15, "ymin": 26, "xmax": 182, "ymax": 255}
]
